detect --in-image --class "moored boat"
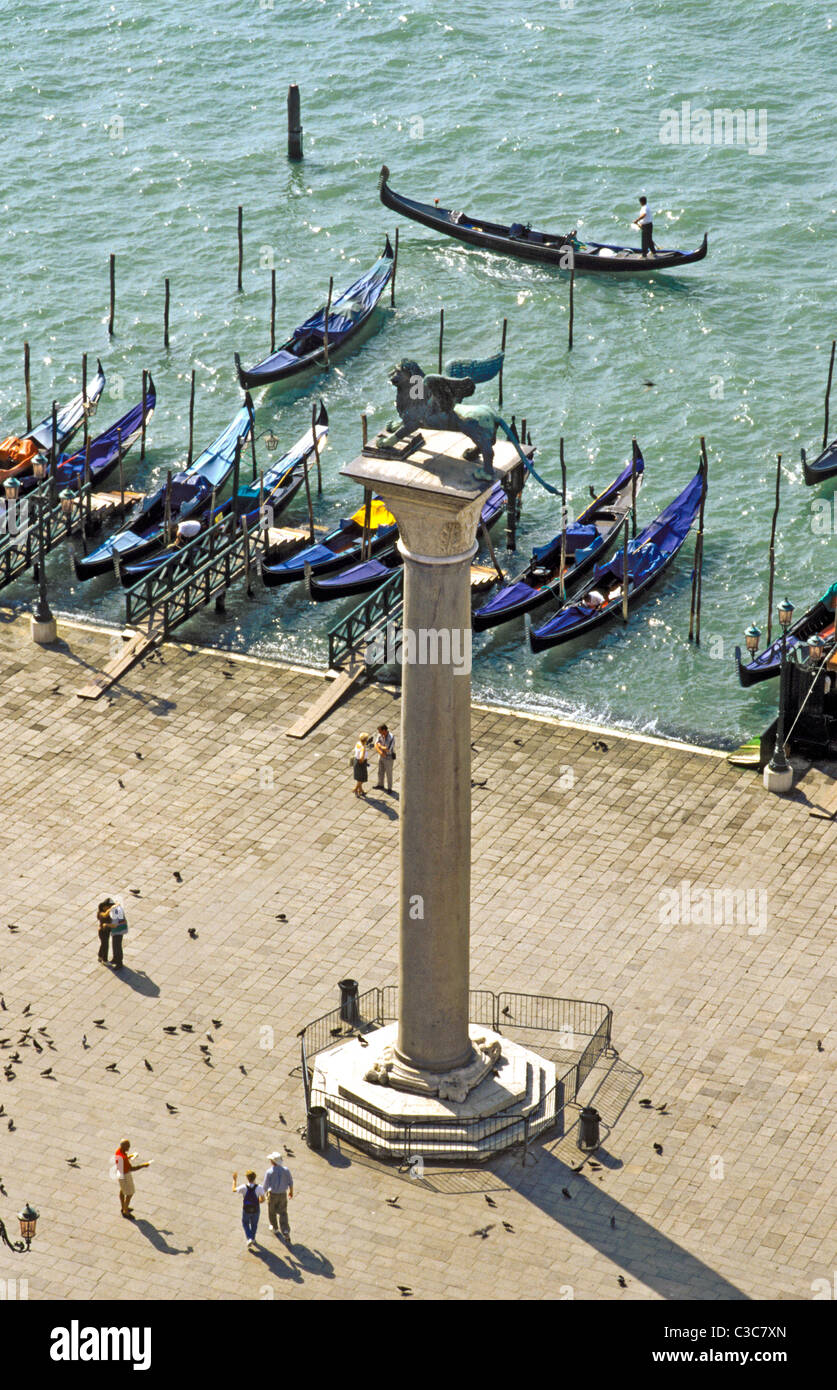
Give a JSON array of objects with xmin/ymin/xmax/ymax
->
[
  {"xmin": 379, "ymin": 167, "xmax": 708, "ymax": 275},
  {"xmin": 473, "ymin": 454, "xmax": 644, "ymax": 631},
  {"xmin": 802, "ymin": 440, "xmax": 837, "ymax": 486},
  {"xmin": 74, "ymin": 399, "xmax": 254, "ymax": 581},
  {"xmin": 734, "ymin": 596, "xmax": 835, "ymax": 686},
  {"xmin": 262, "ymin": 496, "xmax": 397, "ymax": 587},
  {"xmin": 0, "ymin": 362, "xmax": 107, "ymax": 481},
  {"xmin": 529, "ymin": 467, "xmax": 705, "ymax": 652},
  {"xmin": 19, "ymin": 382, "xmax": 156, "ymax": 496},
  {"xmin": 235, "ymin": 239, "xmax": 394, "ymax": 390}
]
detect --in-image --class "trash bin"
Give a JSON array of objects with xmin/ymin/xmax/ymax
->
[
  {"xmin": 578, "ymin": 1106, "xmax": 601, "ymax": 1152},
  {"xmin": 338, "ymin": 978, "xmax": 360, "ymax": 1027},
  {"xmin": 307, "ymin": 1106, "xmax": 329, "ymax": 1152}
]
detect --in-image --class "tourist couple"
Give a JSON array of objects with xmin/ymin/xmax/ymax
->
[{"xmin": 352, "ymin": 723, "xmax": 395, "ymax": 798}]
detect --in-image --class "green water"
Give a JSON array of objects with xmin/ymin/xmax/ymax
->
[{"xmin": 1, "ymin": 0, "xmax": 834, "ymax": 745}]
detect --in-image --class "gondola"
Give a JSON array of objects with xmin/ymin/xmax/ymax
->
[
  {"xmin": 74, "ymin": 399, "xmax": 254, "ymax": 581},
  {"xmin": 529, "ymin": 467, "xmax": 704, "ymax": 652},
  {"xmin": 262, "ymin": 495, "xmax": 397, "ymax": 587},
  {"xmin": 735, "ymin": 597, "xmax": 835, "ymax": 687},
  {"xmin": 802, "ymin": 440, "xmax": 837, "ymax": 486},
  {"xmin": 18, "ymin": 382, "xmax": 156, "ymax": 496},
  {"xmin": 379, "ymin": 167, "xmax": 708, "ymax": 275},
  {"xmin": 235, "ymin": 239, "xmax": 394, "ymax": 390},
  {"xmin": 0, "ymin": 362, "xmax": 106, "ymax": 481},
  {"xmin": 119, "ymin": 404, "xmax": 328, "ymax": 583},
  {"xmin": 473, "ymin": 454, "xmax": 644, "ymax": 632},
  {"xmin": 308, "ymin": 480, "xmax": 510, "ymax": 602}
]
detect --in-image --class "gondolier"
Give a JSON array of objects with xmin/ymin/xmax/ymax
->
[{"xmin": 633, "ymin": 197, "xmax": 657, "ymax": 258}]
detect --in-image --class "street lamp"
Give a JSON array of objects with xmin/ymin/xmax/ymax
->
[
  {"xmin": 0, "ymin": 1201, "xmax": 39, "ymax": 1253},
  {"xmin": 764, "ymin": 598, "xmax": 795, "ymax": 794},
  {"xmin": 744, "ymin": 624, "xmax": 761, "ymax": 661}
]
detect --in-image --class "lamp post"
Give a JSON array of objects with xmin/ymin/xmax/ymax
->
[
  {"xmin": 764, "ymin": 597, "xmax": 795, "ymax": 793},
  {"xmin": 31, "ymin": 458, "xmax": 57, "ymax": 644},
  {"xmin": 744, "ymin": 624, "xmax": 761, "ymax": 661},
  {"xmin": 0, "ymin": 1201, "xmax": 39, "ymax": 1253}
]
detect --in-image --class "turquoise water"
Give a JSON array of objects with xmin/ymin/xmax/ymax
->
[{"xmin": 1, "ymin": 0, "xmax": 834, "ymax": 745}]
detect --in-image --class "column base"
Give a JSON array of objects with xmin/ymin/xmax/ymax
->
[
  {"xmin": 763, "ymin": 762, "xmax": 793, "ymax": 794},
  {"xmin": 31, "ymin": 615, "xmax": 58, "ymax": 645},
  {"xmin": 372, "ymin": 1037, "xmax": 501, "ymax": 1102}
]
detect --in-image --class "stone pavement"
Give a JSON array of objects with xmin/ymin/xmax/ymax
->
[{"xmin": 0, "ymin": 613, "xmax": 834, "ymax": 1302}]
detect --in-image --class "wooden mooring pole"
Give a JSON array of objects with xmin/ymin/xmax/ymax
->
[
  {"xmin": 302, "ymin": 442, "xmax": 315, "ymax": 541},
  {"xmin": 163, "ymin": 471, "xmax": 173, "ymax": 546},
  {"xmin": 81, "ymin": 353, "xmax": 89, "ymax": 454},
  {"xmin": 312, "ymin": 401, "xmax": 322, "ymax": 495},
  {"xmin": 117, "ymin": 427, "xmax": 125, "ymax": 510},
  {"xmin": 270, "ymin": 269, "xmax": 276, "ymax": 353},
  {"xmin": 23, "ymin": 340, "xmax": 32, "ymax": 432},
  {"xmin": 391, "ymin": 227, "xmax": 398, "ymax": 307},
  {"xmin": 108, "ymin": 253, "xmax": 115, "ymax": 336},
  {"xmin": 689, "ymin": 439, "xmax": 709, "ymax": 643},
  {"xmin": 237, "ymin": 206, "xmax": 243, "ymax": 293},
  {"xmin": 164, "ymin": 277, "xmax": 170, "ymax": 349},
  {"xmin": 621, "ymin": 519, "xmax": 630, "ymax": 624},
  {"xmin": 498, "ymin": 317, "xmax": 507, "ymax": 409},
  {"xmin": 322, "ymin": 276, "xmax": 333, "ymax": 368},
  {"xmin": 361, "ymin": 413, "xmax": 368, "ymax": 448},
  {"xmin": 568, "ymin": 267, "xmax": 575, "ymax": 351},
  {"xmin": 480, "ymin": 521, "xmax": 504, "ymax": 584},
  {"xmin": 287, "ymin": 84, "xmax": 303, "ymax": 161},
  {"xmin": 361, "ymin": 487, "xmax": 373, "ymax": 562},
  {"xmin": 187, "ymin": 369, "xmax": 196, "ymax": 466},
  {"xmin": 140, "ymin": 370, "xmax": 148, "ymax": 461},
  {"xmin": 559, "ymin": 437, "xmax": 568, "ymax": 601},
  {"xmin": 438, "ymin": 307, "xmax": 444, "ymax": 373},
  {"xmin": 824, "ymin": 338, "xmax": 836, "ymax": 450},
  {"xmin": 229, "ymin": 439, "xmax": 241, "ymax": 541},
  {"xmin": 766, "ymin": 452, "xmax": 782, "ymax": 646}
]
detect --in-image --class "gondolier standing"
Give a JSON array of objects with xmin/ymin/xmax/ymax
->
[
  {"xmin": 374, "ymin": 723, "xmax": 396, "ymax": 791},
  {"xmin": 633, "ymin": 196, "xmax": 657, "ymax": 257}
]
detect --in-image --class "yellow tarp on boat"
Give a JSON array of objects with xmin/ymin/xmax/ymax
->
[{"xmin": 350, "ymin": 498, "xmax": 395, "ymax": 530}]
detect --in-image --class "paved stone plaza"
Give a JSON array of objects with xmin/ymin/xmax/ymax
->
[{"xmin": 0, "ymin": 613, "xmax": 834, "ymax": 1301}]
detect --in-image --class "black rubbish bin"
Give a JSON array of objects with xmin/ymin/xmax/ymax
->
[
  {"xmin": 338, "ymin": 978, "xmax": 360, "ymax": 1027},
  {"xmin": 307, "ymin": 1105, "xmax": 329, "ymax": 1152},
  {"xmin": 578, "ymin": 1106, "xmax": 601, "ymax": 1152}
]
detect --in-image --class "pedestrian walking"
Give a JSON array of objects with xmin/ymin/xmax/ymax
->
[
  {"xmin": 232, "ymin": 1169, "xmax": 265, "ymax": 1249},
  {"xmin": 352, "ymin": 733, "xmax": 370, "ymax": 798},
  {"xmin": 114, "ymin": 1138, "xmax": 151, "ymax": 1220},
  {"xmin": 108, "ymin": 899, "xmax": 128, "ymax": 971},
  {"xmin": 97, "ymin": 898, "xmax": 114, "ymax": 964},
  {"xmin": 374, "ymin": 723, "xmax": 396, "ymax": 791},
  {"xmin": 262, "ymin": 1149, "xmax": 294, "ymax": 1242}
]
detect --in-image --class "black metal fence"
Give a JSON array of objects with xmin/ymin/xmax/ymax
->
[
  {"xmin": 299, "ymin": 985, "xmax": 613, "ymax": 1163},
  {"xmin": 326, "ymin": 568, "xmax": 403, "ymax": 669},
  {"xmin": 124, "ymin": 516, "xmax": 260, "ymax": 630},
  {"xmin": 0, "ymin": 479, "xmax": 94, "ymax": 592}
]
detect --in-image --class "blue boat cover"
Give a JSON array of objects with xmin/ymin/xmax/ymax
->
[
  {"xmin": 297, "ymin": 249, "xmax": 393, "ymax": 344},
  {"xmin": 28, "ymin": 362, "xmax": 106, "ymax": 450},
  {"xmin": 58, "ymin": 391, "xmax": 154, "ymax": 482}
]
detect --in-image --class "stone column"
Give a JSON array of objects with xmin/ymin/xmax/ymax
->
[{"xmin": 342, "ymin": 431, "xmax": 500, "ymax": 1086}]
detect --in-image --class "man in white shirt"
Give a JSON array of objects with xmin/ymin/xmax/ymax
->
[
  {"xmin": 634, "ymin": 196, "xmax": 657, "ymax": 257},
  {"xmin": 262, "ymin": 1149, "xmax": 294, "ymax": 1241},
  {"xmin": 175, "ymin": 518, "xmax": 202, "ymax": 546},
  {"xmin": 374, "ymin": 723, "xmax": 396, "ymax": 791}
]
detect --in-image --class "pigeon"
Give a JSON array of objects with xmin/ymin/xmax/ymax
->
[
  {"xmin": 330, "ymin": 1027, "xmax": 342, "ymax": 1037},
  {"xmin": 470, "ymin": 1225, "xmax": 493, "ymax": 1239},
  {"xmin": 173, "ymin": 871, "xmax": 183, "ymax": 883},
  {"xmin": 470, "ymin": 742, "xmax": 478, "ymax": 752},
  {"xmin": 642, "ymin": 380, "xmax": 655, "ymax": 388},
  {"xmin": 66, "ymin": 1157, "xmax": 79, "ymax": 1169},
  {"xmin": 129, "ymin": 888, "xmax": 141, "ymax": 898},
  {"xmin": 501, "ymin": 1006, "xmax": 512, "ymax": 1018},
  {"xmin": 8, "ymin": 1120, "xmax": 16, "ymax": 1131},
  {"xmin": 0, "ymin": 997, "xmax": 5, "ymax": 1010},
  {"xmin": 203, "ymin": 1057, "xmax": 213, "ymax": 1067},
  {"xmin": 165, "ymin": 1102, "xmax": 178, "ymax": 1113},
  {"xmin": 656, "ymin": 1103, "xmax": 668, "ymax": 1114},
  {"xmin": 397, "ymin": 1286, "xmax": 412, "ymax": 1296},
  {"xmin": 93, "ymin": 1019, "xmax": 106, "ymax": 1028},
  {"xmin": 32, "ymin": 1037, "xmax": 43, "ymax": 1053},
  {"xmin": 588, "ymin": 1160, "xmax": 602, "ymax": 1171},
  {"xmin": 239, "ymin": 1064, "xmax": 247, "ymax": 1075},
  {"xmin": 357, "ymin": 1035, "xmax": 369, "ymax": 1048},
  {"xmin": 513, "ymin": 738, "xmax": 523, "ymax": 746},
  {"xmin": 223, "ymin": 671, "xmax": 233, "ymax": 680},
  {"xmin": 9, "ymin": 1052, "xmax": 21, "ymax": 1064},
  {"xmin": 592, "ymin": 739, "xmax": 609, "ymax": 752},
  {"xmin": 610, "ymin": 1216, "xmax": 616, "ymax": 1229},
  {"xmin": 37, "ymin": 1028, "xmax": 50, "ymax": 1037},
  {"xmin": 817, "ymin": 1040, "xmax": 824, "ymax": 1052},
  {"xmin": 8, "ymin": 925, "xmax": 20, "ymax": 934},
  {"xmin": 639, "ymin": 1098, "xmax": 653, "ymax": 1108},
  {"xmin": 180, "ymin": 1024, "xmax": 194, "ymax": 1033},
  {"xmin": 502, "ymin": 1221, "xmax": 514, "ymax": 1233},
  {"xmin": 0, "ymin": 1178, "xmax": 6, "ymax": 1195},
  {"xmin": 163, "ymin": 1026, "xmax": 177, "ymax": 1035},
  {"xmin": 212, "ymin": 1019, "xmax": 223, "ymax": 1030},
  {"xmin": 484, "ymin": 1195, "xmax": 497, "ymax": 1208},
  {"xmin": 385, "ymin": 1197, "xmax": 401, "ymax": 1208},
  {"xmin": 40, "ymin": 1067, "xmax": 54, "ymax": 1078},
  {"xmin": 278, "ymin": 1113, "xmax": 286, "ymax": 1125},
  {"xmin": 46, "ymin": 1040, "xmax": 57, "ymax": 1052},
  {"xmin": 206, "ymin": 1033, "xmax": 214, "ymax": 1043},
  {"xmin": 22, "ymin": 1003, "xmax": 31, "ymax": 1015},
  {"xmin": 284, "ymin": 1146, "xmax": 294, "ymax": 1157},
  {"xmin": 653, "ymin": 1143, "xmax": 663, "ymax": 1155},
  {"xmin": 82, "ymin": 1035, "xmax": 89, "ymax": 1049},
  {"xmin": 187, "ymin": 928, "xmax": 198, "ymax": 940},
  {"xmin": 105, "ymin": 1063, "xmax": 119, "ymax": 1073},
  {"xmin": 471, "ymin": 778, "xmax": 488, "ymax": 788},
  {"xmin": 618, "ymin": 1275, "xmax": 627, "ymax": 1288},
  {"xmin": 118, "ymin": 779, "xmax": 124, "ymax": 789},
  {"xmin": 0, "ymin": 1106, "xmax": 4, "ymax": 1116},
  {"xmin": 135, "ymin": 751, "xmax": 144, "ymax": 759},
  {"xmin": 275, "ymin": 913, "xmax": 287, "ymax": 922},
  {"xmin": 561, "ymin": 1188, "xmax": 572, "ymax": 1200},
  {"xmin": 144, "ymin": 1059, "xmax": 153, "ymax": 1071},
  {"xmin": 199, "ymin": 1044, "xmax": 210, "ymax": 1054}
]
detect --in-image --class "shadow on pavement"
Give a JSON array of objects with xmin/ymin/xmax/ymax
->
[{"xmin": 133, "ymin": 1219, "xmax": 193, "ymax": 1255}]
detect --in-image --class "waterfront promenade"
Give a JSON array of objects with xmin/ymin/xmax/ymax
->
[{"xmin": 0, "ymin": 613, "xmax": 834, "ymax": 1301}]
